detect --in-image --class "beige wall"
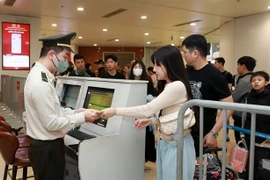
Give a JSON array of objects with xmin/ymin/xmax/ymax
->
[
  {"xmin": 220, "ymin": 12, "xmax": 270, "ymax": 75},
  {"xmin": 0, "ymin": 15, "xmax": 41, "ymax": 78},
  {"xmin": 219, "ymin": 20, "xmax": 235, "ymax": 74},
  {"xmin": 235, "ymin": 12, "xmax": 270, "ymax": 74}
]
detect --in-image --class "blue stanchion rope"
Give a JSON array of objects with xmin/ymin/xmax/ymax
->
[{"xmin": 227, "ymin": 124, "xmax": 270, "ymax": 140}]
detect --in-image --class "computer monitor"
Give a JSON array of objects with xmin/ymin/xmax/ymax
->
[
  {"xmin": 77, "ymin": 78, "xmax": 147, "ymax": 136},
  {"xmin": 61, "ymin": 84, "xmax": 81, "ymax": 109},
  {"xmin": 83, "ymin": 87, "xmax": 114, "ymax": 128},
  {"xmin": 55, "ymin": 77, "xmax": 86, "ymax": 110}
]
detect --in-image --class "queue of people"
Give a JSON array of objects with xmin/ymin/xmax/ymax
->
[{"xmin": 24, "ymin": 31, "xmax": 270, "ymax": 180}]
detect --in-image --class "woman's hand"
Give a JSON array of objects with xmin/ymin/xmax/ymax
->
[
  {"xmin": 99, "ymin": 108, "xmax": 116, "ymax": 118},
  {"xmin": 84, "ymin": 109, "xmax": 101, "ymax": 123},
  {"xmin": 134, "ymin": 119, "xmax": 152, "ymax": 129}
]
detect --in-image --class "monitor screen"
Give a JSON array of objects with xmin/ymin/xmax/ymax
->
[
  {"xmin": 61, "ymin": 84, "xmax": 81, "ymax": 110},
  {"xmin": 83, "ymin": 87, "xmax": 114, "ymax": 128},
  {"xmin": 2, "ymin": 22, "xmax": 30, "ymax": 70}
]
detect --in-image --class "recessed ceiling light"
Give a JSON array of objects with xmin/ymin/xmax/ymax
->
[
  {"xmin": 147, "ymin": 42, "xmax": 151, "ymax": 44},
  {"xmin": 94, "ymin": 44, "xmax": 97, "ymax": 46},
  {"xmin": 77, "ymin": 7, "xmax": 84, "ymax": 11},
  {"xmin": 115, "ymin": 39, "xmax": 119, "ymax": 42},
  {"xmin": 171, "ymin": 44, "xmax": 175, "ymax": 46},
  {"xmin": 268, "ymin": 6, "xmax": 270, "ymax": 9},
  {"xmin": 52, "ymin": 23, "xmax": 57, "ymax": 27},
  {"xmin": 141, "ymin": 16, "xmax": 147, "ymax": 19},
  {"xmin": 144, "ymin": 33, "xmax": 149, "ymax": 36},
  {"xmin": 180, "ymin": 36, "xmax": 185, "ymax": 39},
  {"xmin": 103, "ymin": 29, "xmax": 108, "ymax": 32},
  {"xmin": 78, "ymin": 36, "xmax": 83, "ymax": 39},
  {"xmin": 190, "ymin": 23, "xmax": 196, "ymax": 26}
]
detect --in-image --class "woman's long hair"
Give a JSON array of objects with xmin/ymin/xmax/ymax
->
[
  {"xmin": 151, "ymin": 45, "xmax": 192, "ymax": 98},
  {"xmin": 151, "ymin": 45, "xmax": 199, "ymax": 132}
]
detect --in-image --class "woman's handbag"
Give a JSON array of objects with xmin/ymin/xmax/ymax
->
[
  {"xmin": 158, "ymin": 108, "xmax": 195, "ymax": 135},
  {"xmin": 229, "ymin": 139, "xmax": 249, "ymax": 173}
]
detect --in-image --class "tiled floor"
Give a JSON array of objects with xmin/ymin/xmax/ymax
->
[
  {"xmin": 0, "ymin": 158, "xmax": 156, "ymax": 180},
  {"xmin": 0, "ymin": 119, "xmax": 237, "ymax": 180},
  {"xmin": 0, "ymin": 163, "xmax": 35, "ymax": 180}
]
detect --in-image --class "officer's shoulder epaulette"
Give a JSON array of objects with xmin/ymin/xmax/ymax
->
[{"xmin": 41, "ymin": 72, "xmax": 48, "ymax": 82}]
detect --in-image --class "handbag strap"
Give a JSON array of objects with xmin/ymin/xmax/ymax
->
[
  {"xmin": 237, "ymin": 139, "xmax": 248, "ymax": 150},
  {"xmin": 240, "ymin": 94, "xmax": 248, "ymax": 138},
  {"xmin": 241, "ymin": 93, "xmax": 248, "ymax": 128}
]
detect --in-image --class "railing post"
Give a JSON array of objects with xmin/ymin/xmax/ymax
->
[
  {"xmin": 199, "ymin": 107, "xmax": 204, "ymax": 180},
  {"xmin": 221, "ymin": 109, "xmax": 227, "ymax": 180},
  {"xmin": 248, "ymin": 113, "xmax": 256, "ymax": 180}
]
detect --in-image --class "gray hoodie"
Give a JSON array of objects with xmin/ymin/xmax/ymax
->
[{"xmin": 232, "ymin": 72, "xmax": 253, "ymax": 117}]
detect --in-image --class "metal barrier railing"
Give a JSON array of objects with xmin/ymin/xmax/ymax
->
[
  {"xmin": 9, "ymin": 76, "xmax": 26, "ymax": 119},
  {"xmin": 0, "ymin": 75, "xmax": 26, "ymax": 119},
  {"xmin": 176, "ymin": 99, "xmax": 270, "ymax": 180},
  {"xmin": 1, "ymin": 75, "xmax": 11, "ymax": 108}
]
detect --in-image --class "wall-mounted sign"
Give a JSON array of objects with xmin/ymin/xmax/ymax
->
[{"xmin": 2, "ymin": 22, "xmax": 30, "ymax": 70}]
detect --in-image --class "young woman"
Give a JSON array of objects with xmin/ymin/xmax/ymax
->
[
  {"xmin": 129, "ymin": 60, "xmax": 157, "ymax": 96},
  {"xmin": 129, "ymin": 60, "xmax": 157, "ymax": 163},
  {"xmin": 100, "ymin": 45, "xmax": 196, "ymax": 180}
]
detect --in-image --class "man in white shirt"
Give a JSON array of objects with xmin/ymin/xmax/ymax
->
[{"xmin": 24, "ymin": 32, "xmax": 100, "ymax": 180}]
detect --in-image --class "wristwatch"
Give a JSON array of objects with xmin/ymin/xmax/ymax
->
[{"xmin": 211, "ymin": 130, "xmax": 218, "ymax": 138}]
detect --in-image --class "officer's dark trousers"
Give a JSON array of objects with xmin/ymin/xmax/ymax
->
[{"xmin": 29, "ymin": 138, "xmax": 65, "ymax": 180}]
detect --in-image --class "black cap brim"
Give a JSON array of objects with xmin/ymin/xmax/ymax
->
[{"xmin": 39, "ymin": 32, "xmax": 76, "ymax": 53}]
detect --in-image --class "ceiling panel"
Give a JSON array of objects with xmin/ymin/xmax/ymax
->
[
  {"xmin": 0, "ymin": 0, "xmax": 41, "ymax": 17},
  {"xmin": 0, "ymin": 0, "xmax": 270, "ymax": 47},
  {"xmin": 133, "ymin": 0, "xmax": 270, "ymax": 17}
]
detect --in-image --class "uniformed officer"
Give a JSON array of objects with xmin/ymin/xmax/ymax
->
[{"xmin": 24, "ymin": 32, "xmax": 100, "ymax": 180}]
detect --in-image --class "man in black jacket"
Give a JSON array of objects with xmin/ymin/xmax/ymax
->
[
  {"xmin": 69, "ymin": 54, "xmax": 91, "ymax": 77},
  {"xmin": 94, "ymin": 59, "xmax": 107, "ymax": 77}
]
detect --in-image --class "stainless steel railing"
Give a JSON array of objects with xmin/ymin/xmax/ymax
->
[{"xmin": 176, "ymin": 99, "xmax": 270, "ymax": 180}]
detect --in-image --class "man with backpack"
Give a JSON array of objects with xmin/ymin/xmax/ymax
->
[{"xmin": 232, "ymin": 56, "xmax": 256, "ymax": 143}]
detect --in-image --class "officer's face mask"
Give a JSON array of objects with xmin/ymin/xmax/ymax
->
[
  {"xmin": 53, "ymin": 53, "xmax": 69, "ymax": 73},
  {"xmin": 133, "ymin": 68, "xmax": 143, "ymax": 77}
]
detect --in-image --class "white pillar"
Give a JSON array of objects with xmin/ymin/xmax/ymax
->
[{"xmin": 220, "ymin": 12, "xmax": 270, "ymax": 74}]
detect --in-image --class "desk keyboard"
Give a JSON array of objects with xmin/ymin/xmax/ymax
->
[{"xmin": 67, "ymin": 129, "xmax": 96, "ymax": 141}]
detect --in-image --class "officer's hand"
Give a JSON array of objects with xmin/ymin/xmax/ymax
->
[
  {"xmin": 203, "ymin": 132, "xmax": 217, "ymax": 147},
  {"xmin": 75, "ymin": 108, "xmax": 86, "ymax": 114},
  {"xmin": 99, "ymin": 108, "xmax": 116, "ymax": 118},
  {"xmin": 84, "ymin": 109, "xmax": 100, "ymax": 123},
  {"xmin": 134, "ymin": 119, "xmax": 152, "ymax": 129}
]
